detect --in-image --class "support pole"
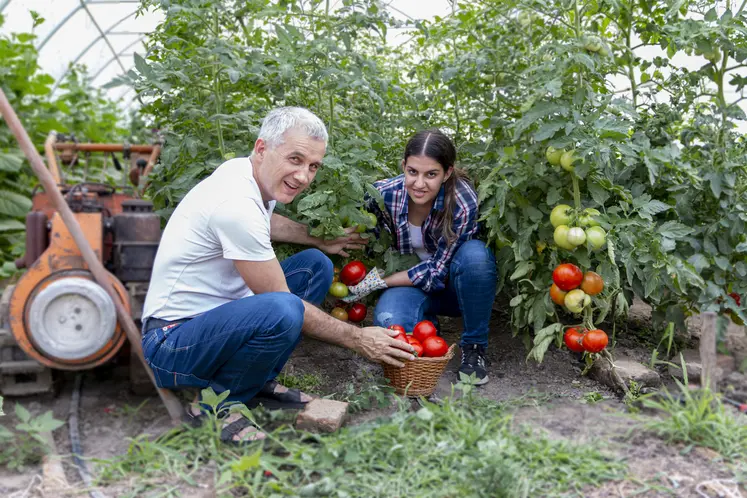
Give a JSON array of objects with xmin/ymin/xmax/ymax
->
[{"xmin": 0, "ymin": 88, "xmax": 184, "ymax": 424}]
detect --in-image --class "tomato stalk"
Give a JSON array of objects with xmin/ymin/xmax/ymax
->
[{"xmin": 571, "ymin": 174, "xmax": 582, "ymax": 211}]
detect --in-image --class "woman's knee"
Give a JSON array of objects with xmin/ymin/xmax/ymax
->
[
  {"xmin": 373, "ymin": 288, "xmax": 427, "ymax": 329},
  {"xmin": 453, "ymin": 240, "xmax": 497, "ymax": 276}
]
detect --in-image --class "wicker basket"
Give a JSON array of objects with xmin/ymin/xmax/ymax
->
[{"xmin": 382, "ymin": 344, "xmax": 457, "ymax": 397}]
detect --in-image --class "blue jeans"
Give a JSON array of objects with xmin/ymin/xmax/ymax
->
[
  {"xmin": 373, "ymin": 240, "xmax": 496, "ymax": 347},
  {"xmin": 141, "ymin": 249, "xmax": 333, "ymax": 405}
]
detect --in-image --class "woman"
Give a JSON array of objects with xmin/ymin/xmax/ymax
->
[{"xmin": 344, "ymin": 129, "xmax": 497, "ymax": 385}]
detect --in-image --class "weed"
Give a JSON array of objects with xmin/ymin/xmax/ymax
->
[
  {"xmin": 583, "ymin": 391, "xmax": 604, "ymax": 404},
  {"xmin": 0, "ymin": 403, "xmax": 64, "ymax": 470},
  {"xmin": 96, "ymin": 386, "xmax": 626, "ymax": 496},
  {"xmin": 623, "ymin": 380, "xmax": 643, "ymax": 413},
  {"xmin": 329, "ymin": 371, "xmax": 394, "ymax": 413},
  {"xmin": 641, "ymin": 381, "xmax": 747, "ymax": 461},
  {"xmin": 276, "ymin": 371, "xmax": 324, "ymax": 394}
]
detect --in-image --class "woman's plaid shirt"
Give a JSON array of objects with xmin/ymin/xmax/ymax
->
[{"xmin": 365, "ymin": 174, "xmax": 480, "ymax": 293}]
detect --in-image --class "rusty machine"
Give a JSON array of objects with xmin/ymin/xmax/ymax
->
[{"xmin": 0, "ymin": 132, "xmax": 162, "ymax": 396}]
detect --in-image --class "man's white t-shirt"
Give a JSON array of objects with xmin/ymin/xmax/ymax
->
[
  {"xmin": 408, "ymin": 222, "xmax": 431, "ymax": 261},
  {"xmin": 142, "ymin": 157, "xmax": 276, "ymax": 322}
]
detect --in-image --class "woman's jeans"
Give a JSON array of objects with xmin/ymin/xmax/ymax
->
[
  {"xmin": 141, "ymin": 249, "xmax": 332, "ymax": 405},
  {"xmin": 373, "ymin": 240, "xmax": 497, "ymax": 347}
]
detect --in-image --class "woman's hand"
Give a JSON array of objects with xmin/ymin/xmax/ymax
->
[
  {"xmin": 354, "ymin": 326, "xmax": 415, "ymax": 367},
  {"xmin": 343, "ymin": 267, "xmax": 387, "ymax": 302},
  {"xmin": 316, "ymin": 227, "xmax": 367, "ymax": 257}
]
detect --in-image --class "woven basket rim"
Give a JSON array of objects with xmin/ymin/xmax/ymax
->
[{"xmin": 409, "ymin": 342, "xmax": 457, "ymax": 362}]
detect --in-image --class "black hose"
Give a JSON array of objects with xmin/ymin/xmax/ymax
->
[{"xmin": 70, "ymin": 373, "xmax": 108, "ymax": 498}]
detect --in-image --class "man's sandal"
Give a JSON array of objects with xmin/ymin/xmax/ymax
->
[
  {"xmin": 183, "ymin": 404, "xmax": 265, "ymax": 446},
  {"xmin": 245, "ymin": 380, "xmax": 311, "ymax": 410}
]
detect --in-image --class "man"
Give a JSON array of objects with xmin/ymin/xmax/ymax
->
[{"xmin": 140, "ymin": 107, "xmax": 414, "ymax": 445}]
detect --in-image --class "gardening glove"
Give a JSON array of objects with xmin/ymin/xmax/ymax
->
[{"xmin": 343, "ymin": 267, "xmax": 387, "ymax": 302}]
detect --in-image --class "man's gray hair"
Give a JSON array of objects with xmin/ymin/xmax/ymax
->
[{"xmin": 258, "ymin": 107, "xmax": 328, "ymax": 149}]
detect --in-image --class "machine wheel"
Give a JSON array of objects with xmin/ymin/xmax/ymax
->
[{"xmin": 0, "ymin": 285, "xmax": 54, "ymax": 396}]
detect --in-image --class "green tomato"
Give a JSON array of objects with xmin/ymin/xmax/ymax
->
[
  {"xmin": 567, "ymin": 227, "xmax": 587, "ymax": 246},
  {"xmin": 705, "ymin": 48, "xmax": 721, "ymax": 63},
  {"xmin": 329, "ymin": 282, "xmax": 349, "ymax": 298},
  {"xmin": 560, "ymin": 150, "xmax": 578, "ymax": 172},
  {"xmin": 564, "ymin": 289, "xmax": 587, "ymax": 313},
  {"xmin": 550, "ymin": 204, "xmax": 573, "ymax": 228},
  {"xmin": 583, "ymin": 294, "xmax": 592, "ymax": 308},
  {"xmin": 584, "ymin": 36, "xmax": 602, "ymax": 52},
  {"xmin": 578, "ymin": 208, "xmax": 601, "ymax": 227},
  {"xmin": 554, "ymin": 225, "xmax": 576, "ymax": 251},
  {"xmin": 586, "ymin": 226, "xmax": 607, "ymax": 250},
  {"xmin": 546, "ymin": 146, "xmax": 563, "ymax": 166},
  {"xmin": 356, "ymin": 211, "xmax": 378, "ymax": 233}
]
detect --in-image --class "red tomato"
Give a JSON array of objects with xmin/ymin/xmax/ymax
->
[
  {"xmin": 413, "ymin": 320, "xmax": 438, "ymax": 343},
  {"xmin": 563, "ymin": 327, "xmax": 585, "ymax": 353},
  {"xmin": 552, "ymin": 263, "xmax": 583, "ymax": 291},
  {"xmin": 347, "ymin": 303, "xmax": 367, "ymax": 323},
  {"xmin": 388, "ymin": 325, "xmax": 408, "ymax": 343},
  {"xmin": 406, "ymin": 336, "xmax": 424, "ymax": 357},
  {"xmin": 340, "ymin": 261, "xmax": 367, "ymax": 286},
  {"xmin": 422, "ymin": 336, "xmax": 448, "ymax": 357},
  {"xmin": 582, "ymin": 329, "xmax": 608, "ymax": 353},
  {"xmin": 729, "ymin": 292, "xmax": 741, "ymax": 306},
  {"xmin": 549, "ymin": 284, "xmax": 567, "ymax": 306},
  {"xmin": 580, "ymin": 271, "xmax": 604, "ymax": 296}
]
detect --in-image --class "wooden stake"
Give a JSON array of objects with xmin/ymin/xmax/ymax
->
[
  {"xmin": 699, "ymin": 312, "xmax": 718, "ymax": 392},
  {"xmin": 0, "ymin": 88, "xmax": 184, "ymax": 424}
]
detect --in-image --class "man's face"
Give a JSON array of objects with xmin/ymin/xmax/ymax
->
[{"xmin": 253, "ymin": 128, "xmax": 325, "ymax": 204}]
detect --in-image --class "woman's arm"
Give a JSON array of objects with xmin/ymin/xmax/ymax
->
[{"xmin": 383, "ymin": 271, "xmax": 414, "ymax": 288}]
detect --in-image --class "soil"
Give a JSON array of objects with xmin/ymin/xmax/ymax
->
[{"xmin": 1, "ymin": 298, "xmax": 746, "ymax": 497}]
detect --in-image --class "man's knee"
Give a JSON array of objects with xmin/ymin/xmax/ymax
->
[
  {"xmin": 304, "ymin": 248, "xmax": 334, "ymax": 276},
  {"xmin": 273, "ymin": 293, "xmax": 305, "ymax": 343}
]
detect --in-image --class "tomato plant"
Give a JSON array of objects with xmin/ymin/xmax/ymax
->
[
  {"xmin": 422, "ymin": 336, "xmax": 448, "ymax": 358},
  {"xmin": 412, "ymin": 320, "xmax": 438, "ymax": 343}
]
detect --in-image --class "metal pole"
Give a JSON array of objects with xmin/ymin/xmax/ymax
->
[{"xmin": 0, "ymin": 87, "xmax": 184, "ymax": 425}]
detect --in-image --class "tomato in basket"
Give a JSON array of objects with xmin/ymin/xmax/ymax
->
[{"xmin": 422, "ymin": 336, "xmax": 448, "ymax": 357}]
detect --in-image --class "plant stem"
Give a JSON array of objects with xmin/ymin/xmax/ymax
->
[
  {"xmin": 212, "ymin": 9, "xmax": 225, "ymax": 158},
  {"xmin": 625, "ymin": 23, "xmax": 637, "ymax": 107},
  {"xmin": 572, "ymin": 174, "xmax": 582, "ymax": 210}
]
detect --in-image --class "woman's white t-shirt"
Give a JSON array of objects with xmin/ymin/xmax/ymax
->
[{"xmin": 409, "ymin": 222, "xmax": 432, "ymax": 261}]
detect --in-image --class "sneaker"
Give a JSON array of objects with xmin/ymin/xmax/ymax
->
[{"xmin": 459, "ymin": 344, "xmax": 489, "ymax": 385}]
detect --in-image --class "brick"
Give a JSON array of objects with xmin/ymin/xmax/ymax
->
[{"xmin": 295, "ymin": 399, "xmax": 349, "ymax": 433}]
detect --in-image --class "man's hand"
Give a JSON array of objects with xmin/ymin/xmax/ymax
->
[
  {"xmin": 354, "ymin": 326, "xmax": 415, "ymax": 368},
  {"xmin": 316, "ymin": 226, "xmax": 368, "ymax": 257},
  {"xmin": 343, "ymin": 267, "xmax": 387, "ymax": 302}
]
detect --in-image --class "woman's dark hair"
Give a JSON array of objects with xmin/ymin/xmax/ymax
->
[{"xmin": 403, "ymin": 129, "xmax": 471, "ymax": 244}]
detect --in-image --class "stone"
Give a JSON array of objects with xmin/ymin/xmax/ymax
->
[
  {"xmin": 716, "ymin": 354, "xmax": 736, "ymax": 378},
  {"xmin": 668, "ymin": 349, "xmax": 703, "ymax": 382},
  {"xmin": 296, "ymin": 399, "xmax": 349, "ymax": 433},
  {"xmin": 590, "ymin": 358, "xmax": 661, "ymax": 392}
]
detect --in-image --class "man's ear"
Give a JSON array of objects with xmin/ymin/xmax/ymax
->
[
  {"xmin": 254, "ymin": 138, "xmax": 267, "ymax": 160},
  {"xmin": 401, "ymin": 159, "xmax": 406, "ymax": 172}
]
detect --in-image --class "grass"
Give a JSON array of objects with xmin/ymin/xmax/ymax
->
[
  {"xmin": 95, "ymin": 384, "xmax": 626, "ymax": 497},
  {"xmin": 641, "ymin": 379, "xmax": 747, "ymax": 462},
  {"xmin": 275, "ymin": 371, "xmax": 324, "ymax": 395}
]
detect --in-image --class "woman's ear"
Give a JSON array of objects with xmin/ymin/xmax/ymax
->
[{"xmin": 443, "ymin": 166, "xmax": 454, "ymax": 183}]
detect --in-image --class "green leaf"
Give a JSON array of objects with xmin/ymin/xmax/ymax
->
[
  {"xmin": 588, "ymin": 183, "xmax": 610, "ymax": 206},
  {"xmin": 416, "ymin": 407, "xmax": 434, "ymax": 421},
  {"xmin": 688, "ymin": 254, "xmax": 710, "ymax": 271},
  {"xmin": 133, "ymin": 52, "xmax": 154, "ymax": 80},
  {"xmin": 231, "ymin": 449, "xmax": 262, "ymax": 472},
  {"xmin": 510, "ymin": 261, "xmax": 534, "ymax": 280},
  {"xmin": 704, "ymin": 7, "xmax": 718, "ymax": 21},
  {"xmin": 639, "ymin": 200, "xmax": 671, "ymax": 218},
  {"xmin": 0, "ymin": 152, "xmax": 23, "ymax": 172},
  {"xmin": 0, "ymin": 219, "xmax": 25, "ymax": 232},
  {"xmin": 0, "ymin": 190, "xmax": 32, "ymax": 217},
  {"xmin": 15, "ymin": 403, "xmax": 30, "ymax": 423},
  {"xmin": 658, "ymin": 221, "xmax": 693, "ymax": 239},
  {"xmin": 736, "ymin": 242, "xmax": 747, "ymax": 253},
  {"xmin": 707, "ymin": 173, "xmax": 722, "ymax": 198},
  {"xmin": 297, "ymin": 192, "xmax": 329, "ymax": 212},
  {"xmin": 528, "ymin": 323, "xmax": 562, "ymax": 363},
  {"xmin": 509, "ymin": 294, "xmax": 524, "ymax": 307}
]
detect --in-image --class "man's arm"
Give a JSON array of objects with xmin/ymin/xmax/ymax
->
[
  {"xmin": 234, "ymin": 258, "xmax": 414, "ymax": 367},
  {"xmin": 270, "ymin": 213, "xmax": 367, "ymax": 257}
]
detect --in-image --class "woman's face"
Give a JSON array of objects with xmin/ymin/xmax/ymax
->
[{"xmin": 402, "ymin": 155, "xmax": 452, "ymax": 207}]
